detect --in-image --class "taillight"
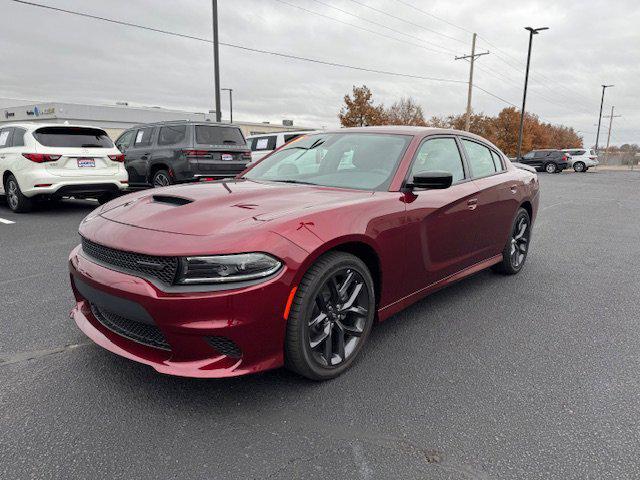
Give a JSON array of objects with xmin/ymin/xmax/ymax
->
[
  {"xmin": 562, "ymin": 155, "xmax": 568, "ymax": 161},
  {"xmin": 242, "ymin": 152, "xmax": 252, "ymax": 161},
  {"xmin": 108, "ymin": 154, "xmax": 125, "ymax": 162},
  {"xmin": 589, "ymin": 156, "xmax": 596, "ymax": 160},
  {"xmin": 183, "ymin": 149, "xmax": 210, "ymax": 157},
  {"xmin": 22, "ymin": 153, "xmax": 61, "ymax": 163}
]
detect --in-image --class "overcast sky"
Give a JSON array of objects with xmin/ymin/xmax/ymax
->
[{"xmin": 1, "ymin": 0, "xmax": 638, "ymax": 145}]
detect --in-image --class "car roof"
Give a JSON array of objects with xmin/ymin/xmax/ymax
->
[
  {"xmin": 0, "ymin": 122, "xmax": 108, "ymax": 131},
  {"xmin": 126, "ymin": 120, "xmax": 241, "ymax": 130}
]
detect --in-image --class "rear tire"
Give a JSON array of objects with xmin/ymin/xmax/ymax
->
[
  {"xmin": 4, "ymin": 174, "xmax": 33, "ymax": 213},
  {"xmin": 492, "ymin": 208, "xmax": 531, "ymax": 275},
  {"xmin": 151, "ymin": 169, "xmax": 172, "ymax": 188},
  {"xmin": 544, "ymin": 162, "xmax": 557, "ymax": 174},
  {"xmin": 285, "ymin": 252, "xmax": 375, "ymax": 381},
  {"xmin": 573, "ymin": 161, "xmax": 585, "ymax": 173}
]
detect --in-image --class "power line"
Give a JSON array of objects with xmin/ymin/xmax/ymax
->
[
  {"xmin": 345, "ymin": 0, "xmax": 468, "ymax": 45},
  {"xmin": 7, "ymin": 0, "xmax": 466, "ymax": 84},
  {"xmin": 273, "ymin": 0, "xmax": 455, "ymax": 56},
  {"xmin": 390, "ymin": 0, "xmax": 474, "ymax": 35},
  {"xmin": 307, "ymin": 0, "xmax": 460, "ymax": 56}
]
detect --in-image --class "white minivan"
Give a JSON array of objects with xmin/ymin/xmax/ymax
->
[
  {"xmin": 0, "ymin": 123, "xmax": 128, "ymax": 212},
  {"xmin": 246, "ymin": 131, "xmax": 310, "ymax": 162},
  {"xmin": 562, "ymin": 148, "xmax": 599, "ymax": 172}
]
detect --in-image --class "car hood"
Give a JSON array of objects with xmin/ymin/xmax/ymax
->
[{"xmin": 99, "ymin": 179, "xmax": 373, "ymax": 236}]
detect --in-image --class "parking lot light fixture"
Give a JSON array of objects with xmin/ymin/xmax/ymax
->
[{"xmin": 516, "ymin": 26, "xmax": 549, "ymax": 159}]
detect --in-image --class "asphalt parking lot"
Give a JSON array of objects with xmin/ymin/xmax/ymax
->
[{"xmin": 1, "ymin": 170, "xmax": 639, "ymax": 480}]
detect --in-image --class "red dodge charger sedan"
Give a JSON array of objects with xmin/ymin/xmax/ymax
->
[{"xmin": 69, "ymin": 127, "xmax": 539, "ymax": 380}]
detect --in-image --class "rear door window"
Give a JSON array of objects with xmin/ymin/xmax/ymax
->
[
  {"xmin": 34, "ymin": 127, "xmax": 113, "ymax": 148},
  {"xmin": 134, "ymin": 127, "xmax": 154, "ymax": 147},
  {"xmin": 195, "ymin": 126, "xmax": 245, "ymax": 146},
  {"xmin": 461, "ymin": 139, "xmax": 497, "ymax": 178},
  {"xmin": 490, "ymin": 150, "xmax": 504, "ymax": 171},
  {"xmin": 158, "ymin": 125, "xmax": 187, "ymax": 146}
]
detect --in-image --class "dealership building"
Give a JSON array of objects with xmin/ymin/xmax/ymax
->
[{"xmin": 0, "ymin": 101, "xmax": 312, "ymax": 140}]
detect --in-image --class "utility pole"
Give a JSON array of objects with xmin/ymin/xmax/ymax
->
[
  {"xmin": 595, "ymin": 84, "xmax": 614, "ymax": 153},
  {"xmin": 455, "ymin": 33, "xmax": 489, "ymax": 131},
  {"xmin": 516, "ymin": 26, "xmax": 548, "ymax": 159},
  {"xmin": 212, "ymin": 0, "xmax": 221, "ymax": 122},
  {"xmin": 222, "ymin": 88, "xmax": 233, "ymax": 123},
  {"xmin": 603, "ymin": 105, "xmax": 621, "ymax": 163}
]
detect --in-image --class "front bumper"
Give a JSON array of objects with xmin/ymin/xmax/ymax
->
[{"xmin": 69, "ymin": 245, "xmax": 294, "ymax": 378}]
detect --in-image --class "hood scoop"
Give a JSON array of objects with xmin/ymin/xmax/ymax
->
[{"xmin": 151, "ymin": 195, "xmax": 193, "ymax": 206}]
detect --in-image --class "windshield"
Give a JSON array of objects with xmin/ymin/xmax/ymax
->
[{"xmin": 244, "ymin": 133, "xmax": 411, "ymax": 191}]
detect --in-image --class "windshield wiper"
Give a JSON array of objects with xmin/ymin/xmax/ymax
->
[{"xmin": 271, "ymin": 179, "xmax": 319, "ymax": 185}]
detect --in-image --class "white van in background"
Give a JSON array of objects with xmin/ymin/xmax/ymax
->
[{"xmin": 246, "ymin": 131, "xmax": 310, "ymax": 162}]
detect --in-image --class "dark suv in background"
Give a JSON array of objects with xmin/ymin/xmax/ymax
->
[
  {"xmin": 114, "ymin": 121, "xmax": 251, "ymax": 187},
  {"xmin": 517, "ymin": 149, "xmax": 569, "ymax": 174}
]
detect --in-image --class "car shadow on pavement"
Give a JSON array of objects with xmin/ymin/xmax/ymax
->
[{"xmin": 0, "ymin": 197, "xmax": 98, "ymax": 215}]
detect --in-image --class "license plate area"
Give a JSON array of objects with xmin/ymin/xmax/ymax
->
[
  {"xmin": 77, "ymin": 158, "xmax": 96, "ymax": 168},
  {"xmin": 221, "ymin": 153, "xmax": 233, "ymax": 161}
]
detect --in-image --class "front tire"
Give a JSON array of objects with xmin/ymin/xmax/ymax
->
[
  {"xmin": 573, "ymin": 161, "xmax": 586, "ymax": 173},
  {"xmin": 544, "ymin": 162, "xmax": 557, "ymax": 174},
  {"xmin": 4, "ymin": 174, "xmax": 33, "ymax": 213},
  {"xmin": 492, "ymin": 208, "xmax": 531, "ymax": 275},
  {"xmin": 285, "ymin": 252, "xmax": 375, "ymax": 381}
]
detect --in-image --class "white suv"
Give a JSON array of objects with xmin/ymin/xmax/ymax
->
[
  {"xmin": 562, "ymin": 148, "xmax": 599, "ymax": 172},
  {"xmin": 0, "ymin": 123, "xmax": 128, "ymax": 212},
  {"xmin": 246, "ymin": 131, "xmax": 309, "ymax": 162}
]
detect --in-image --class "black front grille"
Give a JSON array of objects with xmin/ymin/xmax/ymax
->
[
  {"xmin": 81, "ymin": 237, "xmax": 179, "ymax": 285},
  {"xmin": 205, "ymin": 336, "xmax": 242, "ymax": 358},
  {"xmin": 90, "ymin": 304, "xmax": 170, "ymax": 351}
]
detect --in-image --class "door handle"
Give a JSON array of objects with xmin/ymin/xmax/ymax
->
[
  {"xmin": 467, "ymin": 198, "xmax": 478, "ymax": 210},
  {"xmin": 510, "ymin": 185, "xmax": 518, "ymax": 194}
]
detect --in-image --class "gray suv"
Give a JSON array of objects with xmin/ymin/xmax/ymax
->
[{"xmin": 114, "ymin": 121, "xmax": 251, "ymax": 187}]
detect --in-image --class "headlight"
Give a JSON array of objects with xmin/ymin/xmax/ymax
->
[{"xmin": 176, "ymin": 253, "xmax": 282, "ymax": 285}]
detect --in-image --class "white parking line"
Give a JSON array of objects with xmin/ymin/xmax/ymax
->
[{"xmin": 0, "ymin": 217, "xmax": 15, "ymax": 224}]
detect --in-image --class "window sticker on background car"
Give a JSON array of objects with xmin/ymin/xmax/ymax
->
[
  {"xmin": 256, "ymin": 138, "xmax": 269, "ymax": 150},
  {"xmin": 135, "ymin": 130, "xmax": 144, "ymax": 144},
  {"xmin": 0, "ymin": 131, "xmax": 9, "ymax": 146}
]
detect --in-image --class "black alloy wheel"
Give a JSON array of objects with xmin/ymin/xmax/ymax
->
[
  {"xmin": 493, "ymin": 207, "xmax": 531, "ymax": 275},
  {"xmin": 152, "ymin": 170, "xmax": 171, "ymax": 188},
  {"xmin": 285, "ymin": 252, "xmax": 375, "ymax": 380}
]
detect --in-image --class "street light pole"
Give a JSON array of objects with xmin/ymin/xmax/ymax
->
[
  {"xmin": 516, "ymin": 26, "xmax": 548, "ymax": 159},
  {"xmin": 222, "ymin": 88, "xmax": 233, "ymax": 123},
  {"xmin": 595, "ymin": 84, "xmax": 614, "ymax": 153},
  {"xmin": 211, "ymin": 0, "xmax": 221, "ymax": 123}
]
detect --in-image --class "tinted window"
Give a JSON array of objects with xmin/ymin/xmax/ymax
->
[
  {"xmin": 12, "ymin": 128, "xmax": 26, "ymax": 147},
  {"xmin": 0, "ymin": 128, "xmax": 12, "ymax": 148},
  {"xmin": 195, "ymin": 126, "xmax": 245, "ymax": 146},
  {"xmin": 245, "ymin": 133, "xmax": 410, "ymax": 191},
  {"xmin": 115, "ymin": 130, "xmax": 135, "ymax": 151},
  {"xmin": 410, "ymin": 137, "xmax": 465, "ymax": 184},
  {"xmin": 284, "ymin": 133, "xmax": 303, "ymax": 143},
  {"xmin": 251, "ymin": 135, "xmax": 277, "ymax": 151},
  {"xmin": 462, "ymin": 139, "xmax": 497, "ymax": 178},
  {"xmin": 158, "ymin": 125, "xmax": 187, "ymax": 146},
  {"xmin": 34, "ymin": 127, "xmax": 113, "ymax": 148},
  {"xmin": 134, "ymin": 127, "xmax": 154, "ymax": 146},
  {"xmin": 490, "ymin": 150, "xmax": 504, "ymax": 171},
  {"xmin": 523, "ymin": 151, "xmax": 534, "ymax": 159},
  {"xmin": 570, "ymin": 149, "xmax": 586, "ymax": 156}
]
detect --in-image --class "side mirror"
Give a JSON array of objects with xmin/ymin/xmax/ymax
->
[{"xmin": 408, "ymin": 171, "xmax": 453, "ymax": 190}]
